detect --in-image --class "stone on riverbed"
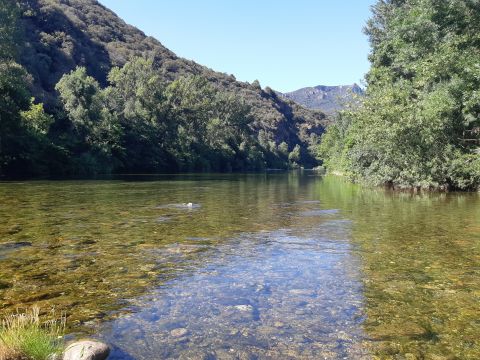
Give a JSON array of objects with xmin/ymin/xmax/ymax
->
[
  {"xmin": 233, "ymin": 304, "xmax": 254, "ymax": 312},
  {"xmin": 170, "ymin": 327, "xmax": 189, "ymax": 338},
  {"xmin": 63, "ymin": 340, "xmax": 110, "ymax": 360}
]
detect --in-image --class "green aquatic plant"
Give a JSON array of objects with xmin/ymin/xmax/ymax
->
[{"xmin": 0, "ymin": 307, "xmax": 65, "ymax": 360}]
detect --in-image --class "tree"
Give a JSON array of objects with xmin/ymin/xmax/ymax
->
[
  {"xmin": 21, "ymin": 100, "xmax": 54, "ymax": 135},
  {"xmin": 252, "ymin": 79, "xmax": 261, "ymax": 90},
  {"xmin": 278, "ymin": 142, "xmax": 289, "ymax": 157},
  {"xmin": 0, "ymin": 61, "xmax": 31, "ymax": 175},
  {"xmin": 164, "ymin": 75, "xmax": 217, "ymax": 170},
  {"xmin": 0, "ymin": 0, "xmax": 20, "ymax": 60},
  {"xmin": 320, "ymin": 0, "xmax": 480, "ymax": 190},
  {"xmin": 106, "ymin": 58, "xmax": 171, "ymax": 172},
  {"xmin": 56, "ymin": 67, "xmax": 120, "ymax": 173},
  {"xmin": 289, "ymin": 144, "xmax": 301, "ymax": 165}
]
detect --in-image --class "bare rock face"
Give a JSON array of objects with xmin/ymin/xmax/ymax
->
[{"xmin": 63, "ymin": 340, "xmax": 110, "ymax": 360}]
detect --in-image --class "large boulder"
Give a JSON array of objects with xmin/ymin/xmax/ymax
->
[{"xmin": 63, "ymin": 340, "xmax": 110, "ymax": 360}]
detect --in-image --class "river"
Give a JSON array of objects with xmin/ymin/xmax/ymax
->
[{"xmin": 0, "ymin": 173, "xmax": 478, "ymax": 359}]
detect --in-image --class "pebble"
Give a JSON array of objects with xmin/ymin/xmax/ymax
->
[
  {"xmin": 170, "ymin": 328, "xmax": 189, "ymax": 337},
  {"xmin": 233, "ymin": 305, "xmax": 254, "ymax": 312}
]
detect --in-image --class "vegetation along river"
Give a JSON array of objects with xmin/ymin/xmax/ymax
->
[{"xmin": 0, "ymin": 173, "xmax": 478, "ymax": 359}]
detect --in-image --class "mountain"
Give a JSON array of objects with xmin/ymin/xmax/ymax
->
[
  {"xmin": 16, "ymin": 0, "xmax": 327, "ymax": 166},
  {"xmin": 280, "ymin": 84, "xmax": 363, "ymax": 115}
]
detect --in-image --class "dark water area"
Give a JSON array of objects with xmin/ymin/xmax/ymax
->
[{"xmin": 0, "ymin": 174, "xmax": 478, "ymax": 359}]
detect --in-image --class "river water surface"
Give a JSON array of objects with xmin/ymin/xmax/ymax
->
[{"xmin": 0, "ymin": 174, "xmax": 478, "ymax": 359}]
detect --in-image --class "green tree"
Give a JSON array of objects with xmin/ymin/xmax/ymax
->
[
  {"xmin": 0, "ymin": 62, "xmax": 32, "ymax": 175},
  {"xmin": 106, "ymin": 58, "xmax": 171, "ymax": 172},
  {"xmin": 56, "ymin": 67, "xmax": 120, "ymax": 173},
  {"xmin": 321, "ymin": 0, "xmax": 480, "ymax": 190},
  {"xmin": 289, "ymin": 144, "xmax": 301, "ymax": 166},
  {"xmin": 278, "ymin": 142, "xmax": 289, "ymax": 157},
  {"xmin": 0, "ymin": 0, "xmax": 31, "ymax": 175},
  {"xmin": 21, "ymin": 99, "xmax": 54, "ymax": 135},
  {"xmin": 0, "ymin": 0, "xmax": 20, "ymax": 60},
  {"xmin": 164, "ymin": 75, "xmax": 217, "ymax": 170}
]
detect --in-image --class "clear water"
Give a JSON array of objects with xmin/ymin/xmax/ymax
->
[{"xmin": 0, "ymin": 174, "xmax": 478, "ymax": 359}]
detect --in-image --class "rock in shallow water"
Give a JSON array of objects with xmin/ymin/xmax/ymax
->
[
  {"xmin": 63, "ymin": 340, "xmax": 110, "ymax": 360},
  {"xmin": 170, "ymin": 327, "xmax": 189, "ymax": 337},
  {"xmin": 233, "ymin": 304, "xmax": 254, "ymax": 312}
]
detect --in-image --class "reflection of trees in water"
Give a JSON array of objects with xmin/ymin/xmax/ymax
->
[
  {"xmin": 316, "ymin": 177, "xmax": 480, "ymax": 358},
  {"xmin": 0, "ymin": 174, "xmax": 323, "ymax": 328}
]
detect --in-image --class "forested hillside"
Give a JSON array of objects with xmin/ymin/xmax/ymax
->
[
  {"xmin": 320, "ymin": 0, "xmax": 480, "ymax": 191},
  {"xmin": 0, "ymin": 0, "xmax": 326, "ymax": 177}
]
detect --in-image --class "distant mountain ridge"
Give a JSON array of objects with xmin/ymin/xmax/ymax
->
[{"xmin": 280, "ymin": 84, "xmax": 363, "ymax": 115}]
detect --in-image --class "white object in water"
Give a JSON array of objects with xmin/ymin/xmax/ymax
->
[{"xmin": 187, "ymin": 202, "xmax": 194, "ymax": 208}]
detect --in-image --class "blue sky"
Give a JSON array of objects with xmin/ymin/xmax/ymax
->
[{"xmin": 99, "ymin": 1, "xmax": 376, "ymax": 93}]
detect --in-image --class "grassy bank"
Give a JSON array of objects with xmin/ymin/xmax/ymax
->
[{"xmin": 0, "ymin": 308, "xmax": 65, "ymax": 360}]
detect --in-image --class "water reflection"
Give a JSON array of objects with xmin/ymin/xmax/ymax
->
[
  {"xmin": 0, "ymin": 174, "xmax": 479, "ymax": 358},
  {"xmin": 0, "ymin": 174, "xmax": 343, "ymax": 326}
]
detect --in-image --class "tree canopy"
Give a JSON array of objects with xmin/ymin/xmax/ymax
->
[{"xmin": 320, "ymin": 0, "xmax": 480, "ymax": 190}]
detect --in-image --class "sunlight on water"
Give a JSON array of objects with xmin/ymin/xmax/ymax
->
[{"xmin": 0, "ymin": 174, "xmax": 479, "ymax": 359}]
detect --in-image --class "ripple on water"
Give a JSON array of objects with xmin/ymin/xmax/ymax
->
[
  {"xmin": 299, "ymin": 209, "xmax": 340, "ymax": 217},
  {"xmin": 155, "ymin": 203, "xmax": 201, "ymax": 210},
  {"xmin": 2, "ymin": 175, "xmax": 476, "ymax": 358},
  {"xmin": 99, "ymin": 227, "xmax": 369, "ymax": 359}
]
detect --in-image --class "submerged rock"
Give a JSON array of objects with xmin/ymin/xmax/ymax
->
[
  {"xmin": 63, "ymin": 340, "xmax": 110, "ymax": 360},
  {"xmin": 0, "ymin": 241, "xmax": 32, "ymax": 251},
  {"xmin": 223, "ymin": 304, "xmax": 260, "ymax": 322},
  {"xmin": 233, "ymin": 304, "xmax": 254, "ymax": 312},
  {"xmin": 170, "ymin": 327, "xmax": 189, "ymax": 338},
  {"xmin": 0, "ymin": 280, "xmax": 12, "ymax": 289}
]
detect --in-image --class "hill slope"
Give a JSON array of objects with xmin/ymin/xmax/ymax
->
[
  {"xmin": 281, "ymin": 84, "xmax": 363, "ymax": 115},
  {"xmin": 18, "ymin": 0, "xmax": 326, "ymax": 165}
]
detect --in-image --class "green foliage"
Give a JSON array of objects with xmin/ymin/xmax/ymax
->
[
  {"xmin": 0, "ymin": 0, "xmax": 20, "ymax": 60},
  {"xmin": 447, "ymin": 152, "xmax": 480, "ymax": 191},
  {"xmin": 278, "ymin": 142, "xmax": 289, "ymax": 157},
  {"xmin": 55, "ymin": 67, "xmax": 121, "ymax": 174},
  {"xmin": 0, "ymin": 61, "xmax": 32, "ymax": 175},
  {"xmin": 20, "ymin": 100, "xmax": 53, "ymax": 135},
  {"xmin": 56, "ymin": 67, "xmax": 104, "ymax": 131},
  {"xmin": 288, "ymin": 144, "xmax": 301, "ymax": 167},
  {"xmin": 0, "ymin": 308, "xmax": 65, "ymax": 360},
  {"xmin": 321, "ymin": 0, "xmax": 480, "ymax": 190},
  {"xmin": 163, "ymin": 75, "xmax": 261, "ymax": 171},
  {"xmin": 106, "ymin": 58, "xmax": 170, "ymax": 171},
  {"xmin": 0, "ymin": 61, "xmax": 30, "ymax": 123},
  {"xmin": 0, "ymin": 2, "xmax": 58, "ymax": 177},
  {"xmin": 50, "ymin": 60, "xmax": 272, "ymax": 174}
]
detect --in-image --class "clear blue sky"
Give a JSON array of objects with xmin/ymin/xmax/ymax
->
[{"xmin": 99, "ymin": 0, "xmax": 376, "ymax": 93}]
